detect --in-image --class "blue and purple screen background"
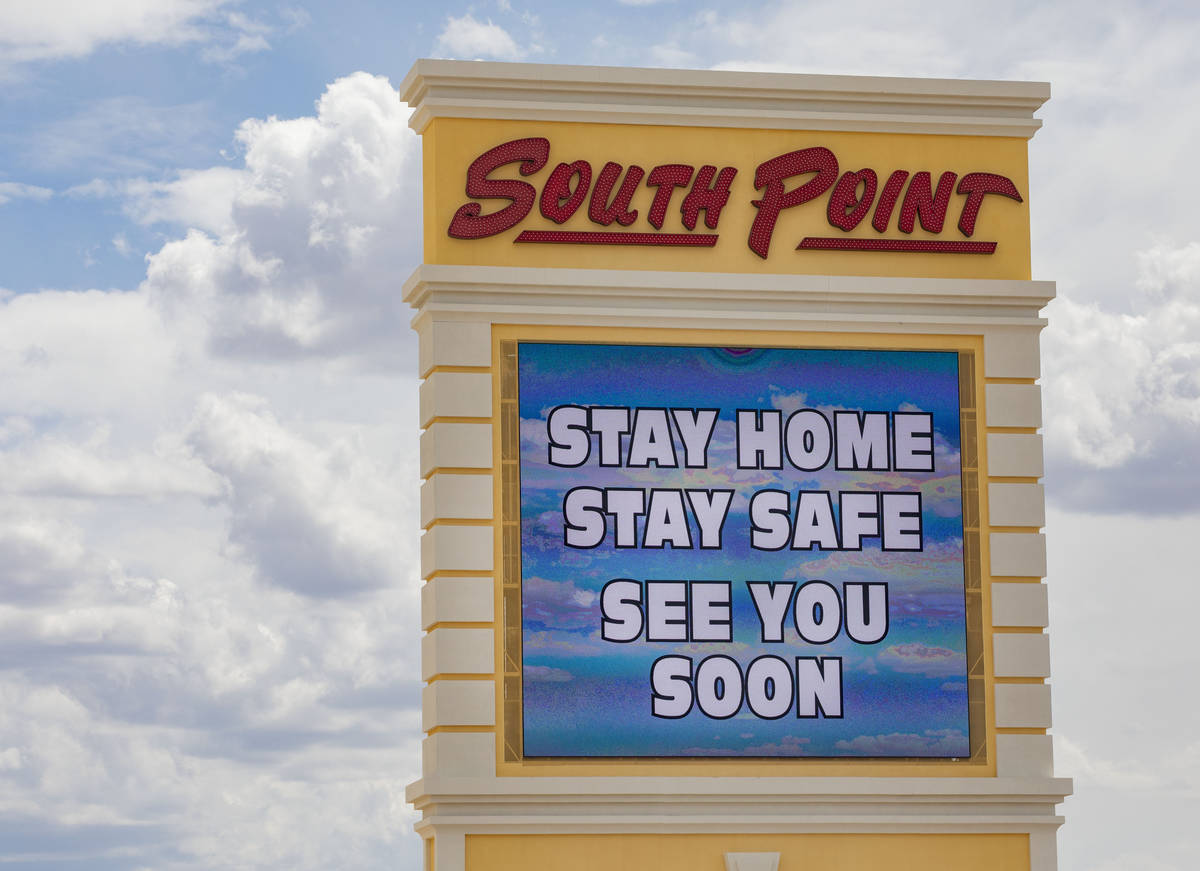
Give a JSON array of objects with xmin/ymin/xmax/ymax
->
[{"xmin": 517, "ymin": 342, "xmax": 969, "ymax": 758}]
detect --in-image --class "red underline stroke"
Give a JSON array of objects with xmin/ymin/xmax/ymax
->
[
  {"xmin": 515, "ymin": 230, "xmax": 719, "ymax": 247},
  {"xmin": 797, "ymin": 237, "xmax": 998, "ymax": 254}
]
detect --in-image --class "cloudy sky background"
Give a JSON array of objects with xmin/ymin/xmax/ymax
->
[{"xmin": 1, "ymin": 1, "xmax": 1197, "ymax": 869}]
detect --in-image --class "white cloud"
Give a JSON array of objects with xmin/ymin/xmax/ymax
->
[
  {"xmin": 0, "ymin": 181, "xmax": 52, "ymax": 205},
  {"xmin": 0, "ymin": 0, "xmax": 230, "ymax": 65},
  {"xmin": 1042, "ymin": 241, "xmax": 1200, "ymax": 511},
  {"xmin": 0, "ymin": 287, "xmax": 177, "ymax": 420},
  {"xmin": 1088, "ymin": 854, "xmax": 1184, "ymax": 871},
  {"xmin": 1056, "ymin": 735, "xmax": 1164, "ymax": 792},
  {"xmin": 185, "ymin": 391, "xmax": 416, "ymax": 597},
  {"xmin": 876, "ymin": 642, "xmax": 964, "ymax": 677},
  {"xmin": 200, "ymin": 10, "xmax": 272, "ymax": 63},
  {"xmin": 687, "ymin": 3, "xmax": 964, "ymax": 78},
  {"xmin": 137, "ymin": 72, "xmax": 421, "ymax": 361},
  {"xmin": 0, "ymin": 70, "xmax": 426, "ymax": 868},
  {"xmin": 650, "ymin": 42, "xmax": 698, "ymax": 68},
  {"xmin": 1047, "ymin": 507, "xmax": 1200, "ymax": 871},
  {"xmin": 767, "ymin": 387, "xmax": 808, "ymax": 414},
  {"xmin": 0, "ymin": 429, "xmax": 217, "ymax": 500},
  {"xmin": 834, "ymin": 729, "xmax": 966, "ymax": 756},
  {"xmin": 0, "ymin": 514, "xmax": 88, "ymax": 604},
  {"xmin": 73, "ymin": 166, "xmax": 249, "ymax": 235},
  {"xmin": 436, "ymin": 13, "xmax": 526, "ymax": 60},
  {"xmin": 0, "ymin": 0, "xmax": 283, "ymax": 71},
  {"xmin": 525, "ymin": 665, "xmax": 573, "ymax": 682},
  {"xmin": 0, "ymin": 535, "xmax": 424, "ymax": 865}
]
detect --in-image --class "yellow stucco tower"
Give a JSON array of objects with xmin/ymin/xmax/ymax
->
[{"xmin": 402, "ymin": 60, "xmax": 1068, "ymax": 871}]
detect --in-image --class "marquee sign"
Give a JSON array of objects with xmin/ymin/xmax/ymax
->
[
  {"xmin": 514, "ymin": 341, "xmax": 975, "ymax": 759},
  {"xmin": 419, "ymin": 115, "xmax": 1035, "ymax": 280},
  {"xmin": 403, "ymin": 59, "xmax": 1067, "ymax": 871}
]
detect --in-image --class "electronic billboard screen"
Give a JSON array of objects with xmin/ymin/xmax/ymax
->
[{"xmin": 515, "ymin": 341, "xmax": 972, "ymax": 759}]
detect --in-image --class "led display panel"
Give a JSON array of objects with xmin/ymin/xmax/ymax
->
[{"xmin": 515, "ymin": 341, "xmax": 972, "ymax": 758}]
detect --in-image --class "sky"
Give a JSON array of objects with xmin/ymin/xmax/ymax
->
[{"xmin": 0, "ymin": 0, "xmax": 1197, "ymax": 869}]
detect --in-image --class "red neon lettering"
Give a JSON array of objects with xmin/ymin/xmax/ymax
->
[
  {"xmin": 589, "ymin": 162, "xmax": 645, "ymax": 226},
  {"xmin": 447, "ymin": 138, "xmax": 1019, "ymax": 255},
  {"xmin": 827, "ymin": 169, "xmax": 877, "ymax": 231},
  {"xmin": 447, "ymin": 137, "xmax": 550, "ymax": 240},
  {"xmin": 798, "ymin": 238, "xmax": 996, "ymax": 254},
  {"xmin": 872, "ymin": 170, "xmax": 908, "ymax": 233},
  {"xmin": 540, "ymin": 160, "xmax": 591, "ymax": 224},
  {"xmin": 957, "ymin": 172, "xmax": 1023, "ymax": 236},
  {"xmin": 898, "ymin": 171, "xmax": 957, "ymax": 234},
  {"xmin": 646, "ymin": 164, "xmax": 695, "ymax": 230},
  {"xmin": 516, "ymin": 230, "xmax": 717, "ymax": 247},
  {"xmin": 681, "ymin": 165, "xmax": 737, "ymax": 230},
  {"xmin": 748, "ymin": 147, "xmax": 838, "ymax": 258}
]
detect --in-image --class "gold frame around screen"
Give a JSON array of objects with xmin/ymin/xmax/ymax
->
[{"xmin": 497, "ymin": 332, "xmax": 986, "ymax": 771}]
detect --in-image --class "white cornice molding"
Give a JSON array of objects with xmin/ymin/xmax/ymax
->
[
  {"xmin": 400, "ymin": 60, "xmax": 1049, "ymax": 139},
  {"xmin": 405, "ymin": 774, "xmax": 1072, "ymax": 832},
  {"xmin": 407, "ymin": 774, "xmax": 1073, "ymax": 802},
  {"xmin": 403, "ymin": 264, "xmax": 1055, "ymax": 329}
]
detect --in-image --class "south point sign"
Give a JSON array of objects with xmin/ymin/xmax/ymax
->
[
  {"xmin": 446, "ymin": 137, "xmax": 1023, "ymax": 257},
  {"xmin": 404, "ymin": 59, "xmax": 1068, "ymax": 871}
]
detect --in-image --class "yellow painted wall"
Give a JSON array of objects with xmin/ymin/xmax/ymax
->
[
  {"xmin": 466, "ymin": 833, "xmax": 1030, "ymax": 871},
  {"xmin": 422, "ymin": 117, "xmax": 1031, "ymax": 280}
]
